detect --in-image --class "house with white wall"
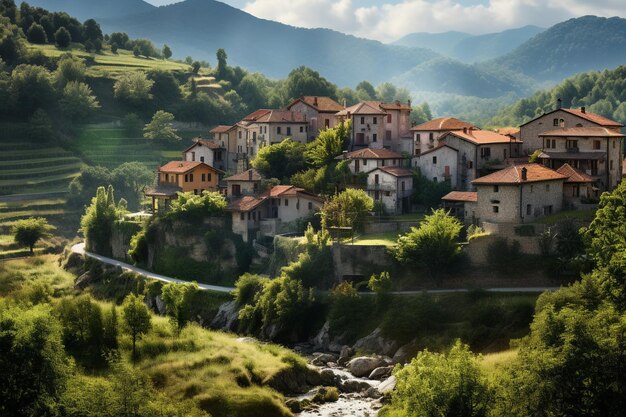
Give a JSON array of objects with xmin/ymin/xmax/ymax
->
[
  {"xmin": 182, "ymin": 139, "xmax": 226, "ymax": 171},
  {"xmin": 286, "ymin": 96, "xmax": 345, "ymax": 139},
  {"xmin": 411, "ymin": 117, "xmax": 475, "ymax": 156},
  {"xmin": 224, "ymin": 168, "xmax": 263, "ymax": 198},
  {"xmin": 415, "ymin": 144, "xmax": 459, "ymax": 188},
  {"xmin": 366, "ymin": 166, "xmax": 413, "ymax": 214},
  {"xmin": 337, "ymin": 148, "xmax": 405, "ymax": 175}
]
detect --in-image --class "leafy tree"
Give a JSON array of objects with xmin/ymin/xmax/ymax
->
[
  {"xmin": 121, "ymin": 293, "xmax": 151, "ymax": 359},
  {"xmin": 285, "ymin": 66, "xmax": 337, "ymax": 100},
  {"xmin": 0, "ymin": 304, "xmax": 71, "ymax": 416},
  {"xmin": 304, "ymin": 121, "xmax": 350, "ymax": 167},
  {"xmin": 162, "ymin": 44, "xmax": 172, "ymax": 59},
  {"xmin": 394, "ymin": 209, "xmax": 463, "ymax": 274},
  {"xmin": 143, "ymin": 110, "xmax": 181, "ymax": 142},
  {"xmin": 386, "ymin": 340, "xmax": 492, "ymax": 417},
  {"xmin": 54, "ymin": 54, "xmax": 86, "ymax": 87},
  {"xmin": 114, "ymin": 72, "xmax": 154, "ymax": 106},
  {"xmin": 121, "ymin": 113, "xmax": 143, "ymax": 136},
  {"xmin": 356, "ymin": 80, "xmax": 377, "ymax": 101},
  {"xmin": 10, "ymin": 64, "xmax": 55, "ymax": 115},
  {"xmin": 0, "ymin": 0, "xmax": 17, "ymax": 23},
  {"xmin": 80, "ymin": 185, "xmax": 123, "ymax": 256},
  {"xmin": 109, "ymin": 32, "xmax": 129, "ymax": 48},
  {"xmin": 147, "ymin": 69, "xmax": 181, "ymax": 106},
  {"xmin": 60, "ymin": 81, "xmax": 100, "ymax": 119},
  {"xmin": 412, "ymin": 170, "xmax": 452, "ymax": 208},
  {"xmin": 112, "ymin": 162, "xmax": 154, "ymax": 196},
  {"xmin": 160, "ymin": 282, "xmax": 199, "ymax": 332},
  {"xmin": 12, "ymin": 217, "xmax": 54, "ymax": 253},
  {"xmin": 167, "ymin": 191, "xmax": 227, "ymax": 221},
  {"xmin": 321, "ymin": 188, "xmax": 373, "ymax": 232},
  {"xmin": 215, "ymin": 48, "xmax": 228, "ymax": 79},
  {"xmin": 251, "ymin": 139, "xmax": 307, "ymax": 181},
  {"xmin": 191, "ymin": 61, "xmax": 201, "ymax": 74},
  {"xmin": 26, "ymin": 22, "xmax": 47, "ymax": 44},
  {"xmin": 28, "ymin": 108, "xmax": 54, "ymax": 142},
  {"xmin": 237, "ymin": 73, "xmax": 269, "ymax": 110},
  {"xmin": 54, "ymin": 26, "xmax": 71, "ymax": 48},
  {"xmin": 0, "ymin": 17, "xmax": 25, "ymax": 65},
  {"xmin": 132, "ymin": 45, "xmax": 140, "ymax": 57},
  {"xmin": 110, "ymin": 42, "xmax": 118, "ymax": 54},
  {"xmin": 82, "ymin": 18, "xmax": 102, "ymax": 43}
]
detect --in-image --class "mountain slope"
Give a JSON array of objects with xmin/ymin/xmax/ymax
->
[
  {"xmin": 97, "ymin": 0, "xmax": 437, "ymax": 86},
  {"xmin": 452, "ymin": 25, "xmax": 544, "ymax": 62},
  {"xmin": 22, "ymin": 0, "xmax": 155, "ymax": 20},
  {"xmin": 497, "ymin": 16, "xmax": 626, "ymax": 81},
  {"xmin": 392, "ymin": 31, "xmax": 471, "ymax": 55}
]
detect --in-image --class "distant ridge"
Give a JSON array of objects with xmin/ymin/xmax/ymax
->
[{"xmin": 22, "ymin": 0, "xmax": 155, "ymax": 20}]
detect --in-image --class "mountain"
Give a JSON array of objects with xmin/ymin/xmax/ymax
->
[
  {"xmin": 392, "ymin": 31, "xmax": 471, "ymax": 56},
  {"xmin": 392, "ymin": 26, "xmax": 543, "ymax": 62},
  {"xmin": 22, "ymin": 0, "xmax": 155, "ymax": 20},
  {"xmin": 497, "ymin": 16, "xmax": 626, "ymax": 81},
  {"xmin": 94, "ymin": 0, "xmax": 437, "ymax": 87}
]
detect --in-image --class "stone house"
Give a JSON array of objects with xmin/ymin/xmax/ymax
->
[
  {"xmin": 366, "ymin": 166, "xmax": 413, "ymax": 214},
  {"xmin": 336, "ymin": 101, "xmax": 412, "ymax": 153},
  {"xmin": 537, "ymin": 127, "xmax": 625, "ymax": 191},
  {"xmin": 286, "ymin": 96, "xmax": 345, "ymax": 139},
  {"xmin": 415, "ymin": 144, "xmax": 459, "ymax": 188},
  {"xmin": 337, "ymin": 148, "xmax": 405, "ymax": 176},
  {"xmin": 145, "ymin": 161, "xmax": 222, "ymax": 211},
  {"xmin": 209, "ymin": 125, "xmax": 237, "ymax": 171},
  {"xmin": 182, "ymin": 139, "xmax": 226, "ymax": 171},
  {"xmin": 224, "ymin": 168, "xmax": 263, "ymax": 198},
  {"xmin": 441, "ymin": 191, "xmax": 478, "ymax": 223},
  {"xmin": 555, "ymin": 163, "xmax": 598, "ymax": 209},
  {"xmin": 519, "ymin": 105, "xmax": 624, "ymax": 155},
  {"xmin": 471, "ymin": 163, "xmax": 567, "ymax": 224},
  {"xmin": 411, "ymin": 117, "xmax": 475, "ymax": 156}
]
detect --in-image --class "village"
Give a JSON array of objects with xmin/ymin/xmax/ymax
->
[{"xmin": 144, "ymin": 96, "xmax": 625, "ymax": 247}]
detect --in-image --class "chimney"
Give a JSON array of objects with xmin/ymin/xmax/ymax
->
[
  {"xmin": 314, "ymin": 97, "xmax": 318, "ymax": 106},
  {"xmin": 248, "ymin": 169, "xmax": 253, "ymax": 181},
  {"xmin": 581, "ymin": 106, "xmax": 586, "ymax": 114},
  {"xmin": 557, "ymin": 98, "xmax": 562, "ymax": 109},
  {"xmin": 463, "ymin": 127, "xmax": 467, "ymax": 134},
  {"xmin": 521, "ymin": 167, "xmax": 527, "ymax": 181}
]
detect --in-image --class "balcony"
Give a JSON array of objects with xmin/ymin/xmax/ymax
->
[{"xmin": 566, "ymin": 146, "xmax": 580, "ymax": 153}]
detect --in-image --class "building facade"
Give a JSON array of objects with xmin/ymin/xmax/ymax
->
[{"xmin": 286, "ymin": 96, "xmax": 345, "ymax": 139}]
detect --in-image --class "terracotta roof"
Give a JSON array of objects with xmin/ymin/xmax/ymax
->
[
  {"xmin": 379, "ymin": 101, "xmax": 412, "ymax": 111},
  {"xmin": 411, "ymin": 117, "xmax": 475, "ymax": 132},
  {"xmin": 445, "ymin": 129, "xmax": 522, "ymax": 145},
  {"xmin": 182, "ymin": 139, "xmax": 223, "ymax": 154},
  {"xmin": 338, "ymin": 148, "xmax": 404, "ymax": 160},
  {"xmin": 210, "ymin": 125, "xmax": 235, "ymax": 134},
  {"xmin": 442, "ymin": 191, "xmax": 478, "ymax": 203},
  {"xmin": 472, "ymin": 163, "xmax": 568, "ymax": 185},
  {"xmin": 287, "ymin": 96, "xmax": 345, "ymax": 113},
  {"xmin": 159, "ymin": 161, "xmax": 209, "ymax": 174},
  {"xmin": 227, "ymin": 195, "xmax": 266, "ymax": 212},
  {"xmin": 556, "ymin": 163, "xmax": 595, "ymax": 183},
  {"xmin": 496, "ymin": 127, "xmax": 521, "ymax": 136},
  {"xmin": 242, "ymin": 109, "xmax": 272, "ymax": 122},
  {"xmin": 560, "ymin": 108, "xmax": 623, "ymax": 128},
  {"xmin": 224, "ymin": 169, "xmax": 263, "ymax": 182},
  {"xmin": 538, "ymin": 127, "xmax": 626, "ymax": 137},
  {"xmin": 336, "ymin": 102, "xmax": 386, "ymax": 116},
  {"xmin": 144, "ymin": 183, "xmax": 181, "ymax": 197},
  {"xmin": 253, "ymin": 110, "xmax": 307, "ymax": 124},
  {"xmin": 372, "ymin": 166, "xmax": 413, "ymax": 177},
  {"xmin": 419, "ymin": 143, "xmax": 458, "ymax": 157}
]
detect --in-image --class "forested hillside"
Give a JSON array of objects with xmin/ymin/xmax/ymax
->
[{"xmin": 489, "ymin": 65, "xmax": 626, "ymax": 127}]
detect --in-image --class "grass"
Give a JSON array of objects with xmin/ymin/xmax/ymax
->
[
  {"xmin": 0, "ymin": 254, "xmax": 75, "ymax": 298},
  {"xmin": 536, "ymin": 209, "xmax": 596, "ymax": 225},
  {"xmin": 480, "ymin": 349, "xmax": 518, "ymax": 380},
  {"xmin": 352, "ymin": 231, "xmax": 400, "ymax": 246}
]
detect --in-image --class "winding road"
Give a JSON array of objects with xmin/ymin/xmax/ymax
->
[{"xmin": 71, "ymin": 242, "xmax": 561, "ymax": 295}]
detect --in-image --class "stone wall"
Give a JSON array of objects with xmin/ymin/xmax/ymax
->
[
  {"xmin": 331, "ymin": 244, "xmax": 393, "ymax": 281},
  {"xmin": 363, "ymin": 221, "xmax": 417, "ymax": 235},
  {"xmin": 463, "ymin": 233, "xmax": 542, "ymax": 266}
]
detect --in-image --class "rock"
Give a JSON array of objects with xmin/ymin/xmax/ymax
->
[
  {"xmin": 319, "ymin": 369, "xmax": 339, "ymax": 386},
  {"xmin": 369, "ymin": 366, "xmax": 394, "ymax": 380},
  {"xmin": 311, "ymin": 353, "xmax": 338, "ymax": 366},
  {"xmin": 327, "ymin": 342, "xmax": 344, "ymax": 353},
  {"xmin": 378, "ymin": 375, "xmax": 397, "ymax": 394},
  {"xmin": 312, "ymin": 321, "xmax": 330, "ymax": 351},
  {"xmin": 74, "ymin": 271, "xmax": 94, "ymax": 290},
  {"xmin": 365, "ymin": 386, "xmax": 382, "ymax": 399},
  {"xmin": 154, "ymin": 295, "xmax": 166, "ymax": 315},
  {"xmin": 210, "ymin": 300, "xmax": 239, "ymax": 331},
  {"xmin": 266, "ymin": 365, "xmax": 321, "ymax": 395},
  {"xmin": 305, "ymin": 365, "xmax": 323, "ymax": 387},
  {"xmin": 353, "ymin": 327, "xmax": 399, "ymax": 357},
  {"xmin": 340, "ymin": 379, "xmax": 372, "ymax": 393},
  {"xmin": 393, "ymin": 340, "xmax": 419, "ymax": 364},
  {"xmin": 236, "ymin": 337, "xmax": 257, "ymax": 343},
  {"xmin": 285, "ymin": 399, "xmax": 302, "ymax": 413},
  {"xmin": 347, "ymin": 356, "xmax": 386, "ymax": 378},
  {"xmin": 337, "ymin": 345, "xmax": 354, "ymax": 367}
]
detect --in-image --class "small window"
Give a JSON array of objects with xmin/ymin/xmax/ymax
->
[
  {"xmin": 200, "ymin": 156, "xmax": 205, "ymax": 162},
  {"xmin": 373, "ymin": 117, "xmax": 377, "ymax": 125},
  {"xmin": 387, "ymin": 114, "xmax": 392, "ymax": 123},
  {"xmin": 194, "ymin": 189, "xmax": 198, "ymax": 195},
  {"xmin": 363, "ymin": 159, "xmax": 367, "ymax": 166},
  {"xmin": 287, "ymin": 127, "xmax": 291, "ymax": 135},
  {"xmin": 284, "ymin": 199, "xmax": 289, "ymax": 206},
  {"xmin": 208, "ymin": 173, "xmax": 212, "ymax": 182},
  {"xmin": 429, "ymin": 132, "xmax": 434, "ymax": 141},
  {"xmin": 594, "ymin": 140, "xmax": 601, "ymax": 150},
  {"xmin": 468, "ymin": 161, "xmax": 473, "ymax": 169},
  {"xmin": 432, "ymin": 156, "xmax": 437, "ymax": 164},
  {"xmin": 202, "ymin": 173, "xmax": 206, "ymax": 182},
  {"xmin": 526, "ymin": 204, "xmax": 532, "ymax": 215},
  {"xmin": 493, "ymin": 185, "xmax": 499, "ymax": 192},
  {"xmin": 384, "ymin": 191, "xmax": 391, "ymax": 197},
  {"xmin": 277, "ymin": 126, "xmax": 282, "ymax": 135},
  {"xmin": 191, "ymin": 152, "xmax": 196, "ymax": 161},
  {"xmin": 360, "ymin": 117, "xmax": 365, "ymax": 124},
  {"xmin": 433, "ymin": 177, "xmax": 438, "ymax": 183},
  {"xmin": 325, "ymin": 119, "xmax": 330, "ymax": 128},
  {"xmin": 308, "ymin": 202, "xmax": 313, "ymax": 210},
  {"xmin": 559, "ymin": 119, "xmax": 565, "ymax": 127},
  {"xmin": 184, "ymin": 174, "xmax": 188, "ymax": 182},
  {"xmin": 553, "ymin": 118, "xmax": 559, "ymax": 126},
  {"xmin": 416, "ymin": 133, "xmax": 421, "ymax": 141},
  {"xmin": 300, "ymin": 126, "xmax": 304, "ymax": 133},
  {"xmin": 373, "ymin": 134, "xmax": 377, "ymax": 142},
  {"xmin": 492, "ymin": 206, "xmax": 499, "ymax": 213},
  {"xmin": 189, "ymin": 174, "xmax": 193, "ymax": 182}
]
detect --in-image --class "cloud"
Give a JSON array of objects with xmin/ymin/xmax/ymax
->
[{"xmin": 242, "ymin": 0, "xmax": 626, "ymax": 42}]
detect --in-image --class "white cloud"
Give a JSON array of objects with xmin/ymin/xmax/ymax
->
[{"xmin": 242, "ymin": 0, "xmax": 626, "ymax": 42}]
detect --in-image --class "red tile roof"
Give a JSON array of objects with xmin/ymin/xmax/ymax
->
[
  {"xmin": 472, "ymin": 163, "xmax": 567, "ymax": 185},
  {"xmin": 496, "ymin": 127, "xmax": 521, "ymax": 137},
  {"xmin": 419, "ymin": 143, "xmax": 458, "ymax": 157},
  {"xmin": 538, "ymin": 127, "xmax": 626, "ymax": 137},
  {"xmin": 373, "ymin": 166, "xmax": 413, "ymax": 177},
  {"xmin": 556, "ymin": 163, "xmax": 595, "ymax": 183},
  {"xmin": 379, "ymin": 101, "xmax": 412, "ymax": 111},
  {"xmin": 336, "ymin": 102, "xmax": 387, "ymax": 116},
  {"xmin": 561, "ymin": 108, "xmax": 623, "ymax": 128},
  {"xmin": 287, "ymin": 96, "xmax": 345, "ymax": 113},
  {"xmin": 339, "ymin": 148, "xmax": 404, "ymax": 160},
  {"xmin": 242, "ymin": 109, "xmax": 272, "ymax": 122},
  {"xmin": 210, "ymin": 125, "xmax": 235, "ymax": 134},
  {"xmin": 411, "ymin": 117, "xmax": 475, "ymax": 132},
  {"xmin": 158, "ymin": 161, "xmax": 214, "ymax": 174},
  {"xmin": 227, "ymin": 195, "xmax": 266, "ymax": 212},
  {"xmin": 224, "ymin": 169, "xmax": 263, "ymax": 182},
  {"xmin": 442, "ymin": 191, "xmax": 478, "ymax": 203},
  {"xmin": 251, "ymin": 110, "xmax": 308, "ymax": 124},
  {"xmin": 446, "ymin": 129, "xmax": 522, "ymax": 145}
]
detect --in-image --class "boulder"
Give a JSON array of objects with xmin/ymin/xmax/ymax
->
[
  {"xmin": 319, "ymin": 369, "xmax": 339, "ymax": 386},
  {"xmin": 266, "ymin": 365, "xmax": 321, "ymax": 395},
  {"xmin": 365, "ymin": 386, "xmax": 382, "ymax": 399},
  {"xmin": 378, "ymin": 375, "xmax": 397, "ymax": 394},
  {"xmin": 74, "ymin": 271, "xmax": 95, "ymax": 290},
  {"xmin": 340, "ymin": 379, "xmax": 372, "ymax": 393},
  {"xmin": 347, "ymin": 356, "xmax": 386, "ymax": 378},
  {"xmin": 337, "ymin": 345, "xmax": 354, "ymax": 366},
  {"xmin": 369, "ymin": 366, "xmax": 394, "ymax": 380},
  {"xmin": 210, "ymin": 300, "xmax": 239, "ymax": 331},
  {"xmin": 392, "ymin": 340, "xmax": 419, "ymax": 364},
  {"xmin": 353, "ymin": 327, "xmax": 399, "ymax": 357},
  {"xmin": 311, "ymin": 353, "xmax": 338, "ymax": 366},
  {"xmin": 311, "ymin": 321, "xmax": 330, "ymax": 350}
]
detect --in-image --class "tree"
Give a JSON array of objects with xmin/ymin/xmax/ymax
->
[
  {"xmin": 60, "ymin": 81, "xmax": 100, "ymax": 119},
  {"xmin": 160, "ymin": 282, "xmax": 200, "ymax": 332},
  {"xmin": 80, "ymin": 185, "xmax": 122, "ymax": 256},
  {"xmin": 321, "ymin": 188, "xmax": 373, "ymax": 232},
  {"xmin": 26, "ymin": 22, "xmax": 47, "ymax": 44},
  {"xmin": 356, "ymin": 80, "xmax": 377, "ymax": 101},
  {"xmin": 305, "ymin": 121, "xmax": 350, "ymax": 167},
  {"xmin": 167, "ymin": 191, "xmax": 227, "ymax": 221},
  {"xmin": 113, "ymin": 72, "xmax": 154, "ymax": 106},
  {"xmin": 54, "ymin": 54, "xmax": 86, "ymax": 87},
  {"xmin": 12, "ymin": 217, "xmax": 54, "ymax": 253},
  {"xmin": 387, "ymin": 340, "xmax": 492, "ymax": 417},
  {"xmin": 191, "ymin": 61, "xmax": 201, "ymax": 74},
  {"xmin": 82, "ymin": 18, "xmax": 103, "ymax": 43},
  {"xmin": 28, "ymin": 108, "xmax": 54, "ymax": 142},
  {"xmin": 132, "ymin": 45, "xmax": 140, "ymax": 57},
  {"xmin": 112, "ymin": 162, "xmax": 154, "ymax": 196},
  {"xmin": 0, "ymin": 304, "xmax": 71, "ymax": 416},
  {"xmin": 216, "ymin": 48, "xmax": 228, "ymax": 79},
  {"xmin": 285, "ymin": 66, "xmax": 337, "ymax": 100},
  {"xmin": 143, "ymin": 110, "xmax": 181, "ymax": 142},
  {"xmin": 147, "ymin": 69, "xmax": 181, "ymax": 106},
  {"xmin": 252, "ymin": 139, "xmax": 307, "ymax": 181},
  {"xmin": 54, "ymin": 26, "xmax": 71, "ymax": 48},
  {"xmin": 109, "ymin": 32, "xmax": 129, "ymax": 48},
  {"xmin": 121, "ymin": 293, "xmax": 151, "ymax": 359},
  {"xmin": 394, "ymin": 209, "xmax": 463, "ymax": 274},
  {"xmin": 10, "ymin": 64, "xmax": 55, "ymax": 114},
  {"xmin": 162, "ymin": 44, "xmax": 172, "ymax": 59}
]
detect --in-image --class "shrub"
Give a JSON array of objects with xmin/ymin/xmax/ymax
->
[
  {"xmin": 321, "ymin": 188, "xmax": 374, "ymax": 233},
  {"xmin": 167, "ymin": 191, "xmax": 227, "ymax": 221},
  {"xmin": 54, "ymin": 27, "xmax": 71, "ymax": 48},
  {"xmin": 514, "ymin": 224, "xmax": 535, "ymax": 236},
  {"xmin": 487, "ymin": 238, "xmax": 522, "ymax": 273},
  {"xmin": 233, "ymin": 273, "xmax": 268, "ymax": 306}
]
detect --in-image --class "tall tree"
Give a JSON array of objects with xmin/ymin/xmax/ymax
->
[
  {"xmin": 285, "ymin": 66, "xmax": 337, "ymax": 100},
  {"xmin": 121, "ymin": 293, "xmax": 151, "ymax": 359},
  {"xmin": 143, "ymin": 110, "xmax": 181, "ymax": 142},
  {"xmin": 12, "ymin": 217, "xmax": 54, "ymax": 253},
  {"xmin": 162, "ymin": 44, "xmax": 172, "ymax": 59},
  {"xmin": 60, "ymin": 81, "xmax": 100, "ymax": 119}
]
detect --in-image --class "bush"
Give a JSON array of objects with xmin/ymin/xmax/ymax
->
[
  {"xmin": 233, "ymin": 273, "xmax": 268, "ymax": 306},
  {"xmin": 54, "ymin": 27, "xmax": 71, "ymax": 48},
  {"xmin": 327, "ymin": 282, "xmax": 374, "ymax": 341},
  {"xmin": 487, "ymin": 238, "xmax": 522, "ymax": 272},
  {"xmin": 167, "ymin": 191, "xmax": 227, "ymax": 221},
  {"xmin": 514, "ymin": 224, "xmax": 535, "ymax": 236}
]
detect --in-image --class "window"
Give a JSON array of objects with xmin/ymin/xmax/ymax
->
[
  {"xmin": 360, "ymin": 117, "xmax": 365, "ymax": 124},
  {"xmin": 238, "ymin": 131, "xmax": 242, "ymax": 139},
  {"xmin": 493, "ymin": 185, "xmax": 499, "ymax": 192},
  {"xmin": 189, "ymin": 173, "xmax": 193, "ymax": 182},
  {"xmin": 200, "ymin": 156, "xmax": 205, "ymax": 162},
  {"xmin": 481, "ymin": 147, "xmax": 491, "ymax": 158},
  {"xmin": 252, "ymin": 211, "xmax": 256, "ymax": 221},
  {"xmin": 208, "ymin": 173, "xmax": 212, "ymax": 182},
  {"xmin": 325, "ymin": 119, "xmax": 330, "ymax": 128},
  {"xmin": 468, "ymin": 161, "xmax": 473, "ymax": 169},
  {"xmin": 191, "ymin": 152, "xmax": 196, "ymax": 161},
  {"xmin": 284, "ymin": 199, "xmax": 289, "ymax": 206},
  {"xmin": 300, "ymin": 126, "xmax": 304, "ymax": 133},
  {"xmin": 363, "ymin": 159, "xmax": 367, "ymax": 166},
  {"xmin": 253, "ymin": 131, "xmax": 257, "ymax": 140},
  {"xmin": 240, "ymin": 213, "xmax": 244, "ymax": 220},
  {"xmin": 433, "ymin": 177, "xmax": 438, "ymax": 183},
  {"xmin": 194, "ymin": 189, "xmax": 198, "ymax": 195},
  {"xmin": 553, "ymin": 118, "xmax": 559, "ymax": 126},
  {"xmin": 594, "ymin": 140, "xmax": 601, "ymax": 150},
  {"xmin": 165, "ymin": 174, "xmax": 169, "ymax": 182},
  {"xmin": 559, "ymin": 119, "xmax": 565, "ymax": 127},
  {"xmin": 277, "ymin": 126, "xmax": 282, "ymax": 135},
  {"xmin": 566, "ymin": 139, "xmax": 578, "ymax": 150},
  {"xmin": 384, "ymin": 191, "xmax": 391, "ymax": 197},
  {"xmin": 184, "ymin": 174, "xmax": 188, "ymax": 182},
  {"xmin": 386, "ymin": 131, "xmax": 392, "ymax": 141},
  {"xmin": 429, "ymin": 132, "xmax": 434, "ymax": 141},
  {"xmin": 543, "ymin": 205, "xmax": 553, "ymax": 215},
  {"xmin": 432, "ymin": 156, "xmax": 437, "ymax": 164},
  {"xmin": 308, "ymin": 202, "xmax": 313, "ymax": 210},
  {"xmin": 381, "ymin": 160, "xmax": 385, "ymax": 166},
  {"xmin": 401, "ymin": 181, "xmax": 405, "ymax": 191},
  {"xmin": 416, "ymin": 133, "xmax": 421, "ymax": 141},
  {"xmin": 373, "ymin": 134, "xmax": 377, "ymax": 142},
  {"xmin": 374, "ymin": 174, "xmax": 379, "ymax": 184},
  {"xmin": 492, "ymin": 206, "xmax": 499, "ymax": 213},
  {"xmin": 287, "ymin": 127, "xmax": 291, "ymax": 135},
  {"xmin": 387, "ymin": 114, "xmax": 392, "ymax": 123},
  {"xmin": 201, "ymin": 173, "xmax": 206, "ymax": 181},
  {"xmin": 526, "ymin": 204, "xmax": 532, "ymax": 215},
  {"xmin": 373, "ymin": 117, "xmax": 377, "ymax": 125}
]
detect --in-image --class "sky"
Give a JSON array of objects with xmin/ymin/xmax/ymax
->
[{"xmin": 144, "ymin": 0, "xmax": 626, "ymax": 42}]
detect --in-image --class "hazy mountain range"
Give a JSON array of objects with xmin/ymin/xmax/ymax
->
[{"xmin": 24, "ymin": 0, "xmax": 626, "ymax": 100}]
